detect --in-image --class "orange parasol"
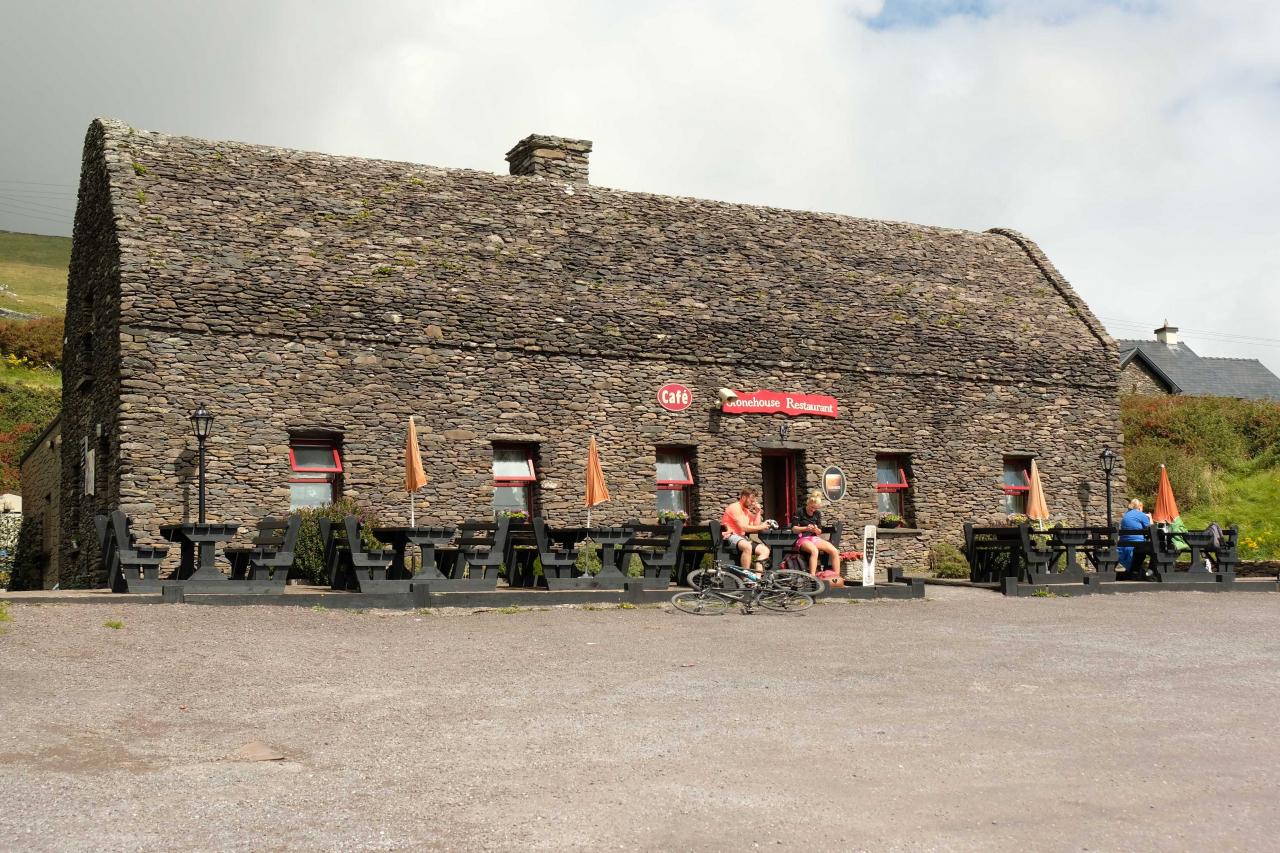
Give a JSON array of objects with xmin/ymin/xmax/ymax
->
[
  {"xmin": 1152, "ymin": 464, "xmax": 1179, "ymax": 523},
  {"xmin": 584, "ymin": 436, "xmax": 610, "ymax": 525},
  {"xmin": 1026, "ymin": 459, "xmax": 1051, "ymax": 524},
  {"xmin": 405, "ymin": 416, "xmax": 427, "ymax": 525}
]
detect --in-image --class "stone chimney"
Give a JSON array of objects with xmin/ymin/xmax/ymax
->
[
  {"xmin": 505, "ymin": 134, "xmax": 592, "ymax": 185},
  {"xmin": 1154, "ymin": 319, "xmax": 1179, "ymax": 346}
]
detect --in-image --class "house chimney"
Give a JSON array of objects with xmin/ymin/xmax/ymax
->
[
  {"xmin": 505, "ymin": 134, "xmax": 592, "ymax": 185},
  {"xmin": 1154, "ymin": 319, "xmax": 1179, "ymax": 346}
]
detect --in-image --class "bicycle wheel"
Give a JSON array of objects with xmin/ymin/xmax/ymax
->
[
  {"xmin": 687, "ymin": 566, "xmax": 743, "ymax": 591},
  {"xmin": 757, "ymin": 590, "xmax": 814, "ymax": 613},
  {"xmin": 768, "ymin": 569, "xmax": 826, "ymax": 596},
  {"xmin": 671, "ymin": 590, "xmax": 732, "ymax": 616}
]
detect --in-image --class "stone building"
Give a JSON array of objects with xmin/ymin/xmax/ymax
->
[
  {"xmin": 16, "ymin": 418, "xmax": 60, "ymax": 588},
  {"xmin": 1118, "ymin": 321, "xmax": 1280, "ymax": 400},
  {"xmin": 48, "ymin": 118, "xmax": 1125, "ymax": 587}
]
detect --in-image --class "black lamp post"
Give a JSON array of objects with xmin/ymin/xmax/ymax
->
[
  {"xmin": 1100, "ymin": 446, "xmax": 1117, "ymax": 529},
  {"xmin": 190, "ymin": 405, "xmax": 214, "ymax": 524}
]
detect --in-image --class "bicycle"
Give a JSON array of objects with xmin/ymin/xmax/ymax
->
[
  {"xmin": 686, "ymin": 554, "xmax": 827, "ymax": 597},
  {"xmin": 671, "ymin": 573, "xmax": 814, "ymax": 615}
]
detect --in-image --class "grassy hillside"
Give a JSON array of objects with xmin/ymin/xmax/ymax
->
[
  {"xmin": 1122, "ymin": 395, "xmax": 1280, "ymax": 560},
  {"xmin": 0, "ymin": 231, "xmax": 66, "ymax": 492},
  {"xmin": 0, "ymin": 382, "xmax": 61, "ymax": 493},
  {"xmin": 0, "ymin": 230, "xmax": 70, "ymax": 317}
]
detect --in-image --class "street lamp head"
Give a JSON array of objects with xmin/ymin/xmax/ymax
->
[
  {"xmin": 190, "ymin": 404, "xmax": 214, "ymax": 440},
  {"xmin": 1100, "ymin": 446, "xmax": 1116, "ymax": 475}
]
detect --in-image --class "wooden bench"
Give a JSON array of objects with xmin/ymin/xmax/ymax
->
[
  {"xmin": 1180, "ymin": 525, "xmax": 1239, "ymax": 577},
  {"xmin": 436, "ymin": 517, "xmax": 510, "ymax": 591},
  {"xmin": 1126, "ymin": 525, "xmax": 1236, "ymax": 584},
  {"xmin": 318, "ymin": 515, "xmax": 394, "ymax": 592},
  {"xmin": 963, "ymin": 523, "xmax": 1025, "ymax": 584},
  {"xmin": 620, "ymin": 520, "xmax": 684, "ymax": 590},
  {"xmin": 1049, "ymin": 526, "xmax": 1119, "ymax": 582},
  {"xmin": 96, "ymin": 511, "xmax": 169, "ymax": 594},
  {"xmin": 532, "ymin": 517, "xmax": 590, "ymax": 590},
  {"xmin": 502, "ymin": 521, "xmax": 539, "ymax": 588},
  {"xmin": 224, "ymin": 516, "xmax": 301, "ymax": 588}
]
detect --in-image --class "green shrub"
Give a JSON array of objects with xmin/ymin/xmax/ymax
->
[
  {"xmin": 927, "ymin": 542, "xmax": 969, "ymax": 579},
  {"xmin": 1122, "ymin": 442, "xmax": 1213, "ymax": 509},
  {"xmin": 626, "ymin": 553, "xmax": 644, "ymax": 577},
  {"xmin": 0, "ymin": 317, "xmax": 64, "ymax": 368},
  {"xmin": 4, "ymin": 515, "xmax": 44, "ymax": 591},
  {"xmin": 1121, "ymin": 395, "xmax": 1280, "ymax": 470},
  {"xmin": 575, "ymin": 541, "xmax": 602, "ymax": 576},
  {"xmin": 290, "ymin": 497, "xmax": 384, "ymax": 585}
]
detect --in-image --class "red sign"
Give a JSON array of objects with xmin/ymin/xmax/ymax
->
[
  {"xmin": 722, "ymin": 389, "xmax": 839, "ymax": 419},
  {"xmin": 657, "ymin": 383, "xmax": 693, "ymax": 412}
]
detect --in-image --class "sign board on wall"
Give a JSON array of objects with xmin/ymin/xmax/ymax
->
[
  {"xmin": 657, "ymin": 383, "xmax": 692, "ymax": 412},
  {"xmin": 721, "ymin": 389, "xmax": 839, "ymax": 419},
  {"xmin": 822, "ymin": 466, "xmax": 847, "ymax": 502}
]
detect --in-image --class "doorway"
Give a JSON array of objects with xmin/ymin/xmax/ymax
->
[{"xmin": 761, "ymin": 450, "xmax": 803, "ymax": 527}]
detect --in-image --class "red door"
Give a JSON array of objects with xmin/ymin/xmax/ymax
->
[{"xmin": 761, "ymin": 450, "xmax": 802, "ymax": 527}]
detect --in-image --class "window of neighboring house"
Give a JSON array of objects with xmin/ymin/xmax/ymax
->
[
  {"xmin": 1000, "ymin": 456, "xmax": 1032, "ymax": 515},
  {"xmin": 289, "ymin": 439, "xmax": 343, "ymax": 510},
  {"xmin": 655, "ymin": 447, "xmax": 695, "ymax": 517},
  {"xmin": 492, "ymin": 444, "xmax": 537, "ymax": 517},
  {"xmin": 875, "ymin": 454, "xmax": 910, "ymax": 520}
]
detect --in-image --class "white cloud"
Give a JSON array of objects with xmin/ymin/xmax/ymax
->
[{"xmin": 2, "ymin": 0, "xmax": 1278, "ymax": 371}]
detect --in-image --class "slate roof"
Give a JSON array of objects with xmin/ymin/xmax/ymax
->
[
  {"xmin": 1117, "ymin": 340, "xmax": 1280, "ymax": 401},
  {"xmin": 88, "ymin": 118, "xmax": 1118, "ymax": 388}
]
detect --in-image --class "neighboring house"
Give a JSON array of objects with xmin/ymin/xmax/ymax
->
[
  {"xmin": 47, "ymin": 118, "xmax": 1125, "ymax": 587},
  {"xmin": 1118, "ymin": 322, "xmax": 1280, "ymax": 401}
]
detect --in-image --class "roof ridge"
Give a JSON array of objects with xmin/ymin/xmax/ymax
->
[{"xmin": 96, "ymin": 117, "xmax": 993, "ymax": 239}]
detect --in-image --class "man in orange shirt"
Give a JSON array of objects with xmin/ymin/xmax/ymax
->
[{"xmin": 720, "ymin": 486, "xmax": 772, "ymax": 573}]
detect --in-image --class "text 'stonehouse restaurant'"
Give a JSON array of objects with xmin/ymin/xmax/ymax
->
[{"xmin": 30, "ymin": 119, "xmax": 1125, "ymax": 587}]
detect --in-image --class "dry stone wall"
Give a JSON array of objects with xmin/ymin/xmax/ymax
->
[{"xmin": 18, "ymin": 418, "xmax": 61, "ymax": 588}]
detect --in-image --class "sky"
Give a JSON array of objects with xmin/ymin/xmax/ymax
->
[{"xmin": 2, "ymin": 0, "xmax": 1278, "ymax": 372}]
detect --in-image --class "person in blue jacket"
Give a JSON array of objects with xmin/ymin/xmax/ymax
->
[{"xmin": 1117, "ymin": 498, "xmax": 1152, "ymax": 574}]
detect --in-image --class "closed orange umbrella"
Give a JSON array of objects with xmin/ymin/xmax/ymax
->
[
  {"xmin": 1152, "ymin": 464, "xmax": 1179, "ymax": 523},
  {"xmin": 405, "ymin": 416, "xmax": 427, "ymax": 525},
  {"xmin": 585, "ymin": 436, "xmax": 610, "ymax": 525},
  {"xmin": 1026, "ymin": 459, "xmax": 1051, "ymax": 525}
]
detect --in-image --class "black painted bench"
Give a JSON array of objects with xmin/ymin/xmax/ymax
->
[
  {"xmin": 432, "ymin": 517, "xmax": 510, "ymax": 591},
  {"xmin": 96, "ymin": 511, "xmax": 169, "ymax": 593},
  {"xmin": 963, "ymin": 524, "xmax": 1025, "ymax": 584},
  {"xmin": 1127, "ymin": 525, "xmax": 1236, "ymax": 584},
  {"xmin": 967, "ymin": 523, "xmax": 1122, "ymax": 586},
  {"xmin": 1181, "ymin": 524, "xmax": 1239, "ymax": 576},
  {"xmin": 532, "ymin": 518, "xmax": 594, "ymax": 590},
  {"xmin": 224, "ymin": 516, "xmax": 301, "ymax": 589},
  {"xmin": 320, "ymin": 515, "xmax": 394, "ymax": 592},
  {"xmin": 620, "ymin": 520, "xmax": 684, "ymax": 590}
]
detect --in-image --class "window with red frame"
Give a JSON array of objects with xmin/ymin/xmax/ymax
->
[
  {"xmin": 1000, "ymin": 456, "xmax": 1032, "ymax": 515},
  {"xmin": 875, "ymin": 454, "xmax": 910, "ymax": 519},
  {"xmin": 289, "ymin": 440, "xmax": 343, "ymax": 509},
  {"xmin": 654, "ymin": 447, "xmax": 694, "ymax": 517},
  {"xmin": 492, "ymin": 444, "xmax": 537, "ymax": 517}
]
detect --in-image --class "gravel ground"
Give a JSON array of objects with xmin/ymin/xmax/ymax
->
[{"xmin": 1, "ymin": 588, "xmax": 1278, "ymax": 852}]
